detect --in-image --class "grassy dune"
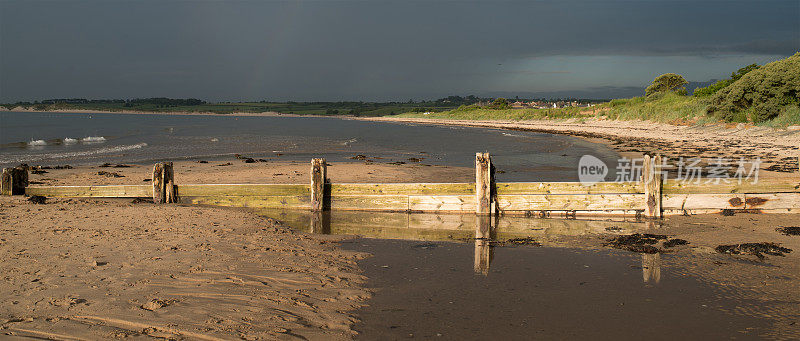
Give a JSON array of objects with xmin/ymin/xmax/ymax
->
[
  {"xmin": 397, "ymin": 92, "xmax": 800, "ymax": 127},
  {"xmin": 395, "ymin": 93, "xmax": 710, "ymax": 123},
  {"xmin": 399, "ymin": 53, "xmax": 800, "ymax": 127}
]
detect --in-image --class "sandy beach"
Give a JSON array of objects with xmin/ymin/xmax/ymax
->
[
  {"xmin": 2, "ymin": 161, "xmax": 472, "ymax": 339},
  {"xmin": 3, "ymin": 114, "xmax": 800, "ymax": 339},
  {"xmin": 0, "ymin": 195, "xmax": 370, "ymax": 340},
  {"xmin": 4, "ymin": 1, "xmax": 798, "ymax": 337}
]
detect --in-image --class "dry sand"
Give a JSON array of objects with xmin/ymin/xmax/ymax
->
[{"xmin": 0, "ymin": 196, "xmax": 370, "ymax": 340}]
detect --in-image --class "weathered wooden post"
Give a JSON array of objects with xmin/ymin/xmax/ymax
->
[
  {"xmin": 153, "ymin": 163, "xmax": 165, "ymax": 204},
  {"xmin": 476, "ymin": 152, "xmax": 494, "ymax": 215},
  {"xmin": 164, "ymin": 162, "xmax": 176, "ymax": 203},
  {"xmin": 1, "ymin": 168, "xmax": 12, "ymax": 196},
  {"xmin": 641, "ymin": 154, "xmax": 663, "ymax": 218},
  {"xmin": 14, "ymin": 166, "xmax": 28, "ymax": 195},
  {"xmin": 152, "ymin": 162, "xmax": 176, "ymax": 204},
  {"xmin": 2, "ymin": 166, "xmax": 28, "ymax": 196},
  {"xmin": 310, "ymin": 158, "xmax": 327, "ymax": 212}
]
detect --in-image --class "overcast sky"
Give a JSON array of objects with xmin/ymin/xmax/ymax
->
[{"xmin": 1, "ymin": 0, "xmax": 798, "ymax": 102}]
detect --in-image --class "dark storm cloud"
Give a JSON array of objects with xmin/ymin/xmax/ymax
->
[{"xmin": 1, "ymin": 0, "xmax": 798, "ymax": 101}]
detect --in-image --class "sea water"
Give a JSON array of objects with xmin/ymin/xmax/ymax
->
[{"xmin": 0, "ymin": 111, "xmax": 620, "ymax": 181}]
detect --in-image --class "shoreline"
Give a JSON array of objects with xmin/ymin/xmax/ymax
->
[
  {"xmin": 358, "ymin": 116, "xmax": 800, "ymax": 175},
  {"xmin": 6, "ymin": 109, "xmax": 799, "ymax": 173}
]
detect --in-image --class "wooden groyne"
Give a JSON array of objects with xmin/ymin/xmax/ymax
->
[{"xmin": 9, "ymin": 153, "xmax": 800, "ymax": 218}]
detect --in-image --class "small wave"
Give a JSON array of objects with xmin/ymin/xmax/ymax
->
[
  {"xmin": 0, "ymin": 143, "xmax": 148, "ymax": 164},
  {"xmin": 28, "ymin": 140, "xmax": 47, "ymax": 146},
  {"xmin": 81, "ymin": 136, "xmax": 106, "ymax": 143},
  {"xmin": 64, "ymin": 138, "xmax": 78, "ymax": 144}
]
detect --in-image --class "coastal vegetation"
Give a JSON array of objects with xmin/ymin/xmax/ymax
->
[{"xmin": 397, "ymin": 53, "xmax": 800, "ymax": 127}]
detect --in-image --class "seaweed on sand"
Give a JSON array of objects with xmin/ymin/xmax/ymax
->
[
  {"xmin": 776, "ymin": 227, "xmax": 800, "ymax": 236},
  {"xmin": 27, "ymin": 195, "xmax": 47, "ymax": 204},
  {"xmin": 715, "ymin": 243, "xmax": 792, "ymax": 260}
]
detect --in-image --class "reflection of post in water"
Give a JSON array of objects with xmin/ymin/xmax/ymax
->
[
  {"xmin": 641, "ymin": 220, "xmax": 662, "ymax": 283},
  {"xmin": 474, "ymin": 215, "xmax": 496, "ymax": 276},
  {"xmin": 641, "ymin": 253, "xmax": 661, "ymax": 284},
  {"xmin": 310, "ymin": 210, "xmax": 331, "ymax": 235}
]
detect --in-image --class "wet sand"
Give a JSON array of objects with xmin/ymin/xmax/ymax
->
[
  {"xmin": 336, "ymin": 213, "xmax": 800, "ymax": 340},
  {"xmin": 26, "ymin": 159, "xmax": 474, "ymax": 186}
]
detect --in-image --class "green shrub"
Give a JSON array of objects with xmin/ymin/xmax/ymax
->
[
  {"xmin": 694, "ymin": 64, "xmax": 759, "ymax": 97},
  {"xmin": 490, "ymin": 98, "xmax": 509, "ymax": 109},
  {"xmin": 708, "ymin": 53, "xmax": 800, "ymax": 122},
  {"xmin": 645, "ymin": 73, "xmax": 688, "ymax": 97}
]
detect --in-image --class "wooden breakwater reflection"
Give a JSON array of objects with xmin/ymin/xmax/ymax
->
[{"xmin": 254, "ymin": 209, "xmax": 662, "ymax": 280}]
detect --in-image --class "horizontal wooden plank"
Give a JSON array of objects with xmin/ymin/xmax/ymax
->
[
  {"xmin": 409, "ymin": 195, "xmax": 475, "ymax": 212},
  {"xmin": 330, "ymin": 183, "xmax": 473, "ymax": 195},
  {"xmin": 496, "ymin": 194, "xmax": 645, "ymax": 211},
  {"xmin": 177, "ymin": 184, "xmax": 309, "ymax": 196},
  {"xmin": 330, "ymin": 195, "xmax": 409, "ymax": 211},
  {"xmin": 663, "ymin": 178, "xmax": 800, "ymax": 194},
  {"xmin": 25, "ymin": 185, "xmax": 150, "ymax": 198},
  {"xmin": 496, "ymin": 182, "xmax": 643, "ymax": 195},
  {"xmin": 662, "ymin": 193, "xmax": 744, "ymax": 210},
  {"xmin": 744, "ymin": 193, "xmax": 800, "ymax": 210},
  {"xmin": 180, "ymin": 195, "xmax": 309, "ymax": 209}
]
